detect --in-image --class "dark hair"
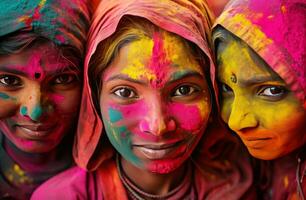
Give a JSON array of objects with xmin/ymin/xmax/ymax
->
[{"xmin": 0, "ymin": 31, "xmax": 82, "ymax": 69}]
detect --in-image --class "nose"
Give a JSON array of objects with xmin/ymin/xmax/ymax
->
[
  {"xmin": 228, "ymin": 95, "xmax": 258, "ymax": 132},
  {"xmin": 139, "ymin": 98, "xmax": 176, "ymax": 136},
  {"xmin": 19, "ymin": 85, "xmax": 46, "ymax": 121}
]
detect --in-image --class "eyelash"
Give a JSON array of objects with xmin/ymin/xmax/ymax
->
[
  {"xmin": 0, "ymin": 74, "xmax": 23, "ymax": 88},
  {"xmin": 257, "ymin": 85, "xmax": 287, "ymax": 98},
  {"xmin": 51, "ymin": 73, "xmax": 78, "ymax": 85},
  {"xmin": 219, "ymin": 82, "xmax": 288, "ymax": 100},
  {"xmin": 172, "ymin": 84, "xmax": 200, "ymax": 97},
  {"xmin": 112, "ymin": 86, "xmax": 138, "ymax": 99}
]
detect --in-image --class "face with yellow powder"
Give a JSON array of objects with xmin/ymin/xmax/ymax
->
[
  {"xmin": 100, "ymin": 31, "xmax": 211, "ymax": 173},
  {"xmin": 216, "ymin": 33, "xmax": 306, "ymax": 160}
]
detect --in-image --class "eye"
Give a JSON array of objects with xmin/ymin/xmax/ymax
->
[
  {"xmin": 258, "ymin": 86, "xmax": 287, "ymax": 97},
  {"xmin": 0, "ymin": 75, "xmax": 22, "ymax": 87},
  {"xmin": 220, "ymin": 83, "xmax": 233, "ymax": 93},
  {"xmin": 113, "ymin": 87, "xmax": 138, "ymax": 99},
  {"xmin": 52, "ymin": 74, "xmax": 77, "ymax": 84},
  {"xmin": 173, "ymin": 85, "xmax": 199, "ymax": 97}
]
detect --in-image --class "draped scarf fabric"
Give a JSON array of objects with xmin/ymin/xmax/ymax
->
[
  {"xmin": 0, "ymin": 0, "xmax": 90, "ymax": 55},
  {"xmin": 213, "ymin": 0, "xmax": 306, "ymax": 107}
]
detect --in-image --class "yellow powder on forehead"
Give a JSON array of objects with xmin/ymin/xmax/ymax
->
[
  {"xmin": 121, "ymin": 36, "xmax": 156, "ymax": 81},
  {"xmin": 163, "ymin": 32, "xmax": 203, "ymax": 75}
]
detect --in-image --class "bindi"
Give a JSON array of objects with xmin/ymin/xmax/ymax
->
[
  {"xmin": 34, "ymin": 72, "xmax": 41, "ymax": 79},
  {"xmin": 230, "ymin": 73, "xmax": 237, "ymax": 83}
]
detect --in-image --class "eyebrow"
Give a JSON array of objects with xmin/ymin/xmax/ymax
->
[
  {"xmin": 239, "ymin": 75, "xmax": 279, "ymax": 86},
  {"xmin": 106, "ymin": 74, "xmax": 147, "ymax": 85},
  {"xmin": 168, "ymin": 71, "xmax": 204, "ymax": 84},
  {"xmin": 0, "ymin": 65, "xmax": 27, "ymax": 76},
  {"xmin": 0, "ymin": 65, "xmax": 79, "ymax": 76}
]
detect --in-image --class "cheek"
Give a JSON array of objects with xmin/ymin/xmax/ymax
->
[
  {"xmin": 0, "ymin": 92, "xmax": 18, "ymax": 118},
  {"xmin": 168, "ymin": 102, "xmax": 210, "ymax": 132},
  {"xmin": 50, "ymin": 88, "xmax": 81, "ymax": 115},
  {"xmin": 104, "ymin": 100, "xmax": 148, "ymax": 123},
  {"xmin": 220, "ymin": 98, "xmax": 232, "ymax": 123}
]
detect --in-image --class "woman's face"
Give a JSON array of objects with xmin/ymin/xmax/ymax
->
[
  {"xmin": 0, "ymin": 42, "xmax": 81, "ymax": 153},
  {"xmin": 100, "ymin": 32, "xmax": 211, "ymax": 174},
  {"xmin": 217, "ymin": 38, "xmax": 306, "ymax": 160}
]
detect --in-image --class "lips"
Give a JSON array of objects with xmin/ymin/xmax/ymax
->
[
  {"xmin": 242, "ymin": 137, "xmax": 272, "ymax": 148},
  {"xmin": 133, "ymin": 140, "xmax": 186, "ymax": 160},
  {"xmin": 16, "ymin": 123, "xmax": 56, "ymax": 138}
]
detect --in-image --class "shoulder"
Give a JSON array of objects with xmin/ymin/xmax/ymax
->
[{"xmin": 31, "ymin": 166, "xmax": 99, "ymax": 200}]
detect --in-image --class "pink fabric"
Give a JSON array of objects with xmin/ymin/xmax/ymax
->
[
  {"xmin": 213, "ymin": 0, "xmax": 306, "ymax": 106},
  {"xmin": 32, "ymin": 153, "xmax": 256, "ymax": 199}
]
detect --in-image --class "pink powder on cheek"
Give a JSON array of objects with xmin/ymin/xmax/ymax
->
[
  {"xmin": 110, "ymin": 100, "xmax": 148, "ymax": 122},
  {"xmin": 49, "ymin": 94, "xmax": 64, "ymax": 104},
  {"xmin": 148, "ymin": 32, "xmax": 171, "ymax": 89},
  {"xmin": 168, "ymin": 103, "xmax": 203, "ymax": 132}
]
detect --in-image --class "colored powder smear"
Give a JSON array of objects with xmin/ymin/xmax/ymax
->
[
  {"xmin": 20, "ymin": 106, "xmax": 28, "ymax": 116},
  {"xmin": 168, "ymin": 103, "xmax": 204, "ymax": 132},
  {"xmin": 0, "ymin": 93, "xmax": 17, "ymax": 101},
  {"xmin": 105, "ymin": 107, "xmax": 141, "ymax": 166},
  {"xmin": 30, "ymin": 105, "xmax": 43, "ymax": 121},
  {"xmin": 148, "ymin": 32, "xmax": 171, "ymax": 88},
  {"xmin": 0, "ymin": 93, "xmax": 10, "ymax": 100}
]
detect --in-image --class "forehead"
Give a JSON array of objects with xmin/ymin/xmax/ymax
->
[
  {"xmin": 103, "ymin": 32, "xmax": 203, "ymax": 81},
  {"xmin": 217, "ymin": 38, "xmax": 276, "ymax": 80},
  {"xmin": 0, "ymin": 42, "xmax": 70, "ymax": 71}
]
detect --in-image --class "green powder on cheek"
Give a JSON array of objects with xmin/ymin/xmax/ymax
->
[
  {"xmin": 104, "ymin": 108, "xmax": 142, "ymax": 166},
  {"xmin": 0, "ymin": 93, "xmax": 10, "ymax": 100}
]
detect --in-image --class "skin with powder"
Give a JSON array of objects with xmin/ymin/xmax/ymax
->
[
  {"xmin": 99, "ymin": 30, "xmax": 211, "ymax": 193},
  {"xmin": 0, "ymin": 41, "xmax": 81, "ymax": 153},
  {"xmin": 216, "ymin": 35, "xmax": 306, "ymax": 160}
]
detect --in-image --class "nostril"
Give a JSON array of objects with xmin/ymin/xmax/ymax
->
[
  {"xmin": 139, "ymin": 120, "xmax": 150, "ymax": 133},
  {"xmin": 167, "ymin": 119, "xmax": 176, "ymax": 131}
]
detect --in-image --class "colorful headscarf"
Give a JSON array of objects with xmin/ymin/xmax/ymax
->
[
  {"xmin": 74, "ymin": 0, "xmax": 218, "ymax": 170},
  {"xmin": 213, "ymin": 0, "xmax": 306, "ymax": 106},
  {"xmin": 0, "ymin": 0, "xmax": 90, "ymax": 55}
]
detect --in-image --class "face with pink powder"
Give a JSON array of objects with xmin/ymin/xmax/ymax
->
[
  {"xmin": 0, "ymin": 41, "xmax": 81, "ymax": 153},
  {"xmin": 100, "ymin": 31, "xmax": 211, "ymax": 174}
]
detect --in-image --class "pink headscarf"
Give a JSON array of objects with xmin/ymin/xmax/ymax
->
[
  {"xmin": 74, "ymin": 0, "xmax": 217, "ymax": 170},
  {"xmin": 213, "ymin": 0, "xmax": 305, "ymax": 107}
]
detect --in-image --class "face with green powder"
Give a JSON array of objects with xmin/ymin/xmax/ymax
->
[
  {"xmin": 0, "ymin": 41, "xmax": 81, "ymax": 153},
  {"xmin": 99, "ymin": 31, "xmax": 211, "ymax": 174}
]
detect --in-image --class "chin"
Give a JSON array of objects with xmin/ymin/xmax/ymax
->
[
  {"xmin": 147, "ymin": 157, "xmax": 186, "ymax": 174},
  {"xmin": 248, "ymin": 148, "xmax": 281, "ymax": 161},
  {"xmin": 14, "ymin": 139, "xmax": 58, "ymax": 154}
]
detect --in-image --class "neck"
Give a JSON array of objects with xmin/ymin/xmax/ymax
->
[
  {"xmin": 121, "ymin": 157, "xmax": 187, "ymax": 196},
  {"xmin": 3, "ymin": 137, "xmax": 63, "ymax": 173}
]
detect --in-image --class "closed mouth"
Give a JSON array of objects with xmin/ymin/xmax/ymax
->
[
  {"xmin": 133, "ymin": 140, "xmax": 185, "ymax": 159},
  {"xmin": 244, "ymin": 137, "xmax": 272, "ymax": 141},
  {"xmin": 16, "ymin": 124, "xmax": 56, "ymax": 138},
  {"xmin": 243, "ymin": 137, "xmax": 273, "ymax": 149}
]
